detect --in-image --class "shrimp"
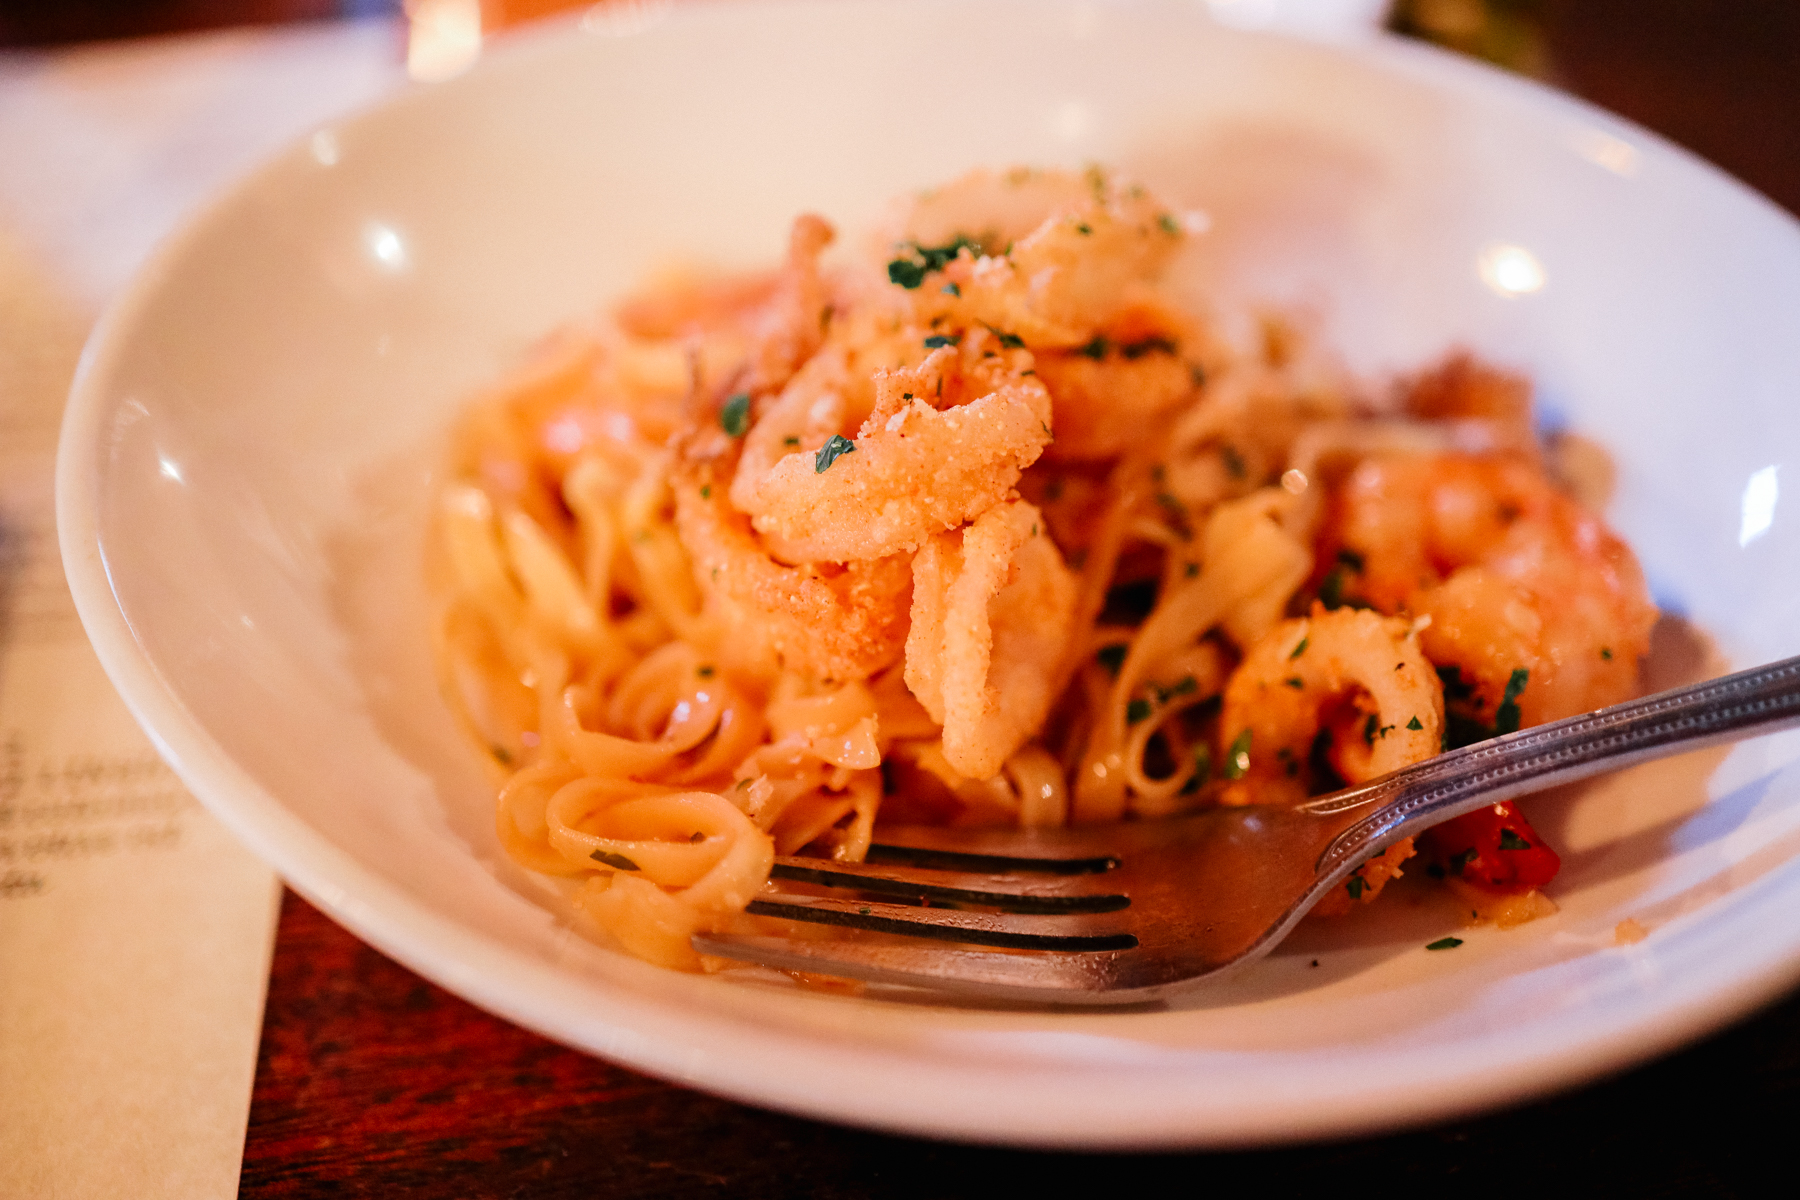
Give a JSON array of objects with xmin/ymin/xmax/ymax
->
[
  {"xmin": 1030, "ymin": 294, "xmax": 1215, "ymax": 461},
  {"xmin": 1324, "ymin": 453, "xmax": 1656, "ymax": 731},
  {"xmin": 1218, "ymin": 606, "xmax": 1444, "ymax": 808},
  {"xmin": 729, "ymin": 329, "xmax": 1053, "ymax": 563},
  {"xmin": 905, "ymin": 498, "xmax": 1078, "ymax": 779},
  {"xmin": 1217, "ymin": 607, "xmax": 1443, "ymax": 914},
  {"xmin": 902, "ymin": 168, "xmax": 1192, "ymax": 351}
]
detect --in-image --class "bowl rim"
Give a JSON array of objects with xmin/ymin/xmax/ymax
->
[{"xmin": 54, "ymin": 0, "xmax": 1800, "ymax": 1148}]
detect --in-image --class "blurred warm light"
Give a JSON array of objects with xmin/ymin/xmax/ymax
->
[
  {"xmin": 364, "ymin": 222, "xmax": 410, "ymax": 272},
  {"xmin": 1571, "ymin": 128, "xmax": 1640, "ymax": 178},
  {"xmin": 406, "ymin": 0, "xmax": 482, "ymax": 81},
  {"xmin": 1477, "ymin": 243, "xmax": 1546, "ymax": 296}
]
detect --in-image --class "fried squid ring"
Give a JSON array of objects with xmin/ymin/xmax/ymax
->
[
  {"xmin": 729, "ymin": 333, "xmax": 1053, "ymax": 563},
  {"xmin": 905, "ymin": 498, "xmax": 1077, "ymax": 779}
]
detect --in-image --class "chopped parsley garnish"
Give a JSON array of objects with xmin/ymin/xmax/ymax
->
[
  {"xmin": 1077, "ymin": 335, "xmax": 1110, "ymax": 360},
  {"xmin": 1184, "ymin": 561, "xmax": 1199, "ymax": 578},
  {"xmin": 699, "ymin": 484, "xmax": 711, "ymax": 499},
  {"xmin": 1317, "ymin": 549, "xmax": 1371, "ymax": 612},
  {"xmin": 735, "ymin": 778, "xmax": 752, "ymax": 790},
  {"xmin": 981, "ymin": 323, "xmax": 1026, "ymax": 349},
  {"xmin": 1406, "ymin": 716, "xmax": 1423, "ymax": 731},
  {"xmin": 1157, "ymin": 212, "xmax": 1182, "ymax": 236},
  {"xmin": 1601, "ymin": 647, "xmax": 1614, "ymax": 660},
  {"xmin": 591, "ymin": 850, "xmax": 640, "ymax": 871},
  {"xmin": 1363, "ymin": 714, "xmax": 1394, "ymax": 746},
  {"xmin": 1095, "ymin": 643, "xmax": 1128, "ymax": 678},
  {"xmin": 941, "ymin": 281, "xmax": 961, "ymax": 297},
  {"xmin": 491, "ymin": 745, "xmax": 512, "ymax": 765},
  {"xmin": 719, "ymin": 391, "xmax": 751, "ymax": 437},
  {"xmin": 1284, "ymin": 676, "xmax": 1305, "ymax": 690},
  {"xmin": 1318, "ymin": 565, "xmax": 1348, "ymax": 609},
  {"xmin": 1222, "ymin": 729, "xmax": 1252, "ymax": 779},
  {"xmin": 1494, "ymin": 668, "xmax": 1529, "ymax": 735},
  {"xmin": 1150, "ymin": 675, "xmax": 1199, "ymax": 704},
  {"xmin": 814, "ymin": 434, "xmax": 856, "ymax": 473},
  {"xmin": 1189, "ymin": 744, "xmax": 1213, "ymax": 789},
  {"xmin": 1346, "ymin": 875, "xmax": 1366, "ymax": 899},
  {"xmin": 689, "ymin": 831, "xmax": 706, "ymax": 843},
  {"xmin": 1426, "ymin": 937, "xmax": 1464, "ymax": 951},
  {"xmin": 886, "ymin": 236, "xmax": 980, "ymax": 289},
  {"xmin": 1498, "ymin": 829, "xmax": 1532, "ymax": 851},
  {"xmin": 1289, "ymin": 637, "xmax": 1310, "ymax": 660},
  {"xmin": 1220, "ymin": 445, "xmax": 1247, "ymax": 480},
  {"xmin": 1120, "ymin": 336, "xmax": 1178, "ymax": 359},
  {"xmin": 1126, "ymin": 698, "xmax": 1153, "ymax": 725},
  {"xmin": 783, "ymin": 435, "xmax": 800, "ymax": 448},
  {"xmin": 1075, "ymin": 221, "xmax": 1092, "ymax": 235},
  {"xmin": 1447, "ymin": 848, "xmax": 1478, "ymax": 876},
  {"xmin": 697, "ymin": 665, "xmax": 715, "ymax": 678},
  {"xmin": 923, "ymin": 333, "xmax": 960, "ymax": 349},
  {"xmin": 888, "ymin": 261, "xmax": 928, "ymax": 288}
]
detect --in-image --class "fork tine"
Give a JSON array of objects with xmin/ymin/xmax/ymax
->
[
  {"xmin": 767, "ymin": 857, "xmax": 1129, "ymax": 914},
  {"xmin": 746, "ymin": 893, "xmax": 1136, "ymax": 952},
  {"xmin": 863, "ymin": 843, "xmax": 1120, "ymax": 876},
  {"xmin": 691, "ymin": 932, "xmax": 1143, "ymax": 1003}
]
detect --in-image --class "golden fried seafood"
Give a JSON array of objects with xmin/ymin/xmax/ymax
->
[
  {"xmin": 434, "ymin": 166, "xmax": 1658, "ymax": 972},
  {"xmin": 905, "ymin": 498, "xmax": 1077, "ymax": 779},
  {"xmin": 729, "ymin": 331, "xmax": 1053, "ymax": 562}
]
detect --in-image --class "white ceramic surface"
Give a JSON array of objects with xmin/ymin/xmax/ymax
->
[{"xmin": 57, "ymin": 0, "xmax": 1800, "ymax": 1148}]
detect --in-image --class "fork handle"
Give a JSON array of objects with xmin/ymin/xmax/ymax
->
[{"xmin": 1308, "ymin": 654, "xmax": 1800, "ymax": 875}]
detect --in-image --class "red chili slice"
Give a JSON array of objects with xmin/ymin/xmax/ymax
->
[{"xmin": 1426, "ymin": 801, "xmax": 1560, "ymax": 892}]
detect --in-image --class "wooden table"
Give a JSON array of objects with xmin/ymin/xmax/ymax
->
[
  {"xmin": 11, "ymin": 1, "xmax": 1796, "ymax": 1192},
  {"xmin": 244, "ymin": 890, "xmax": 1800, "ymax": 1194}
]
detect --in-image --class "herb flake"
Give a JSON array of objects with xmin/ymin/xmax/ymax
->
[
  {"xmin": 1426, "ymin": 937, "xmax": 1464, "ymax": 951},
  {"xmin": 1222, "ymin": 729, "xmax": 1252, "ymax": 779},
  {"xmin": 814, "ymin": 434, "xmax": 856, "ymax": 473},
  {"xmin": 591, "ymin": 850, "xmax": 640, "ymax": 871},
  {"xmin": 719, "ymin": 392, "xmax": 751, "ymax": 437},
  {"xmin": 1494, "ymin": 668, "xmax": 1530, "ymax": 735}
]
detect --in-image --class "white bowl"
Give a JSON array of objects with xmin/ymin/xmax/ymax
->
[{"xmin": 57, "ymin": 0, "xmax": 1800, "ymax": 1148}]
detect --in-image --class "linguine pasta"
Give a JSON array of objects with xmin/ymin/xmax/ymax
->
[{"xmin": 434, "ymin": 168, "xmax": 1657, "ymax": 968}]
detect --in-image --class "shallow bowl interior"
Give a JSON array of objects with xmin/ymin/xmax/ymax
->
[{"xmin": 58, "ymin": 0, "xmax": 1800, "ymax": 1147}]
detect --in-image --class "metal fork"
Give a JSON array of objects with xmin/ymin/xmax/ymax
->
[{"xmin": 693, "ymin": 656, "xmax": 1800, "ymax": 1004}]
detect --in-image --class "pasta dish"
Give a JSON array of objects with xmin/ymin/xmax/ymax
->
[{"xmin": 433, "ymin": 168, "xmax": 1656, "ymax": 970}]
